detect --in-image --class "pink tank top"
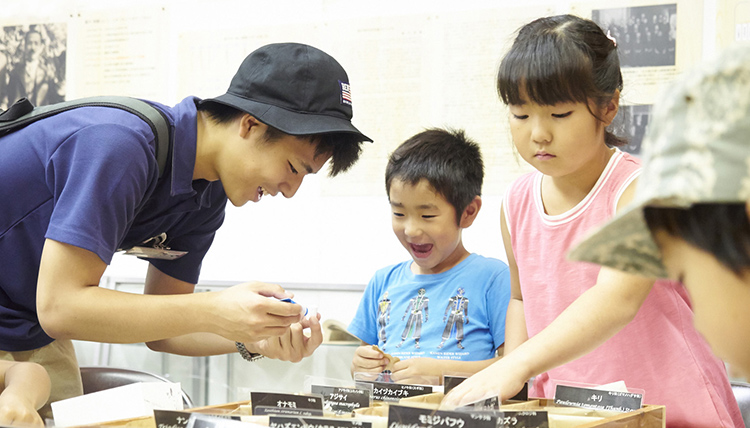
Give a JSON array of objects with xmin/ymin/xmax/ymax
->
[{"xmin": 504, "ymin": 150, "xmax": 742, "ymax": 427}]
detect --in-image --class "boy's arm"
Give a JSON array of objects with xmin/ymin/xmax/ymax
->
[
  {"xmin": 0, "ymin": 360, "xmax": 50, "ymax": 427},
  {"xmin": 500, "ymin": 202, "xmax": 528, "ymax": 354},
  {"xmin": 36, "ymin": 239, "xmax": 311, "ymax": 354}
]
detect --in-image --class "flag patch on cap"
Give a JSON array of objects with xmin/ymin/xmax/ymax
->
[{"xmin": 339, "ymin": 81, "xmax": 352, "ymax": 106}]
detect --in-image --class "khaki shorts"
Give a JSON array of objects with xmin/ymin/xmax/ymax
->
[{"xmin": 0, "ymin": 339, "xmax": 83, "ymax": 421}]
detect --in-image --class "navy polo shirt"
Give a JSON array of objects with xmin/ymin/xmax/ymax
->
[{"xmin": 0, "ymin": 96, "xmax": 227, "ymax": 351}]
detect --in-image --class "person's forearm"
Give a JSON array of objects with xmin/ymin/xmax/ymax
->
[
  {"xmin": 39, "ymin": 285, "xmax": 215, "ymax": 344},
  {"xmin": 503, "ymin": 298, "xmax": 528, "ymax": 354},
  {"xmin": 501, "ymin": 279, "xmax": 648, "ymax": 381},
  {"xmin": 434, "ymin": 357, "xmax": 502, "ymax": 380},
  {"xmin": 147, "ymin": 332, "xmax": 237, "ymax": 356}
]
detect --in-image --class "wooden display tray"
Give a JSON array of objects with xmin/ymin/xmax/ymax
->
[
  {"xmin": 355, "ymin": 394, "xmax": 665, "ymax": 428},
  {"xmin": 77, "ymin": 394, "xmax": 665, "ymax": 428}
]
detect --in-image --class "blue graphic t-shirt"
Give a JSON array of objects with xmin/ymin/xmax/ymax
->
[{"xmin": 348, "ymin": 253, "xmax": 511, "ymax": 361}]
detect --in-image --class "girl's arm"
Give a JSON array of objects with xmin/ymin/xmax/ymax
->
[
  {"xmin": 0, "ymin": 361, "xmax": 50, "ymax": 427},
  {"xmin": 442, "ymin": 179, "xmax": 654, "ymax": 406},
  {"xmin": 390, "ymin": 351, "xmax": 503, "ymax": 385},
  {"xmin": 500, "ymin": 202, "xmax": 528, "ymax": 355},
  {"xmin": 443, "ymin": 269, "xmax": 653, "ymax": 406}
]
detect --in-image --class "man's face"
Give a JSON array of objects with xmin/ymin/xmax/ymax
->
[
  {"xmin": 25, "ymin": 32, "xmax": 43, "ymax": 60},
  {"xmin": 655, "ymin": 230, "xmax": 750, "ymax": 378},
  {"xmin": 219, "ymin": 120, "xmax": 330, "ymax": 207}
]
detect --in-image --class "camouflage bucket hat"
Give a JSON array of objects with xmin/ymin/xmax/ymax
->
[{"xmin": 568, "ymin": 43, "xmax": 750, "ymax": 278}]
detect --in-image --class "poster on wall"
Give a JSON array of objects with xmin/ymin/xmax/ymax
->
[
  {"xmin": 716, "ymin": 0, "xmax": 750, "ymax": 48},
  {"xmin": 0, "ymin": 23, "xmax": 67, "ymax": 111},
  {"xmin": 176, "ymin": 4, "xmax": 549, "ymax": 198},
  {"xmin": 67, "ymin": 6, "xmax": 169, "ymax": 101}
]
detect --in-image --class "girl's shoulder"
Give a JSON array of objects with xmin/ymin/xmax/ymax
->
[{"xmin": 504, "ymin": 170, "xmax": 540, "ymax": 202}]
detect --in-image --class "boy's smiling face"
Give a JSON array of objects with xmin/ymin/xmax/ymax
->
[{"xmin": 389, "ymin": 178, "xmax": 470, "ymax": 275}]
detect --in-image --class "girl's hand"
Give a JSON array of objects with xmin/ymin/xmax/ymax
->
[
  {"xmin": 351, "ymin": 345, "xmax": 388, "ymax": 378},
  {"xmin": 390, "ymin": 357, "xmax": 442, "ymax": 385},
  {"xmin": 441, "ymin": 359, "xmax": 526, "ymax": 407}
]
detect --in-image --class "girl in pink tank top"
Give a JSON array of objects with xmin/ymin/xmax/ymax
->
[{"xmin": 443, "ymin": 14, "xmax": 743, "ymax": 427}]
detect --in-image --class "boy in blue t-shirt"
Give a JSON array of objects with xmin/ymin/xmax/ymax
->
[{"xmin": 348, "ymin": 128, "xmax": 511, "ymax": 384}]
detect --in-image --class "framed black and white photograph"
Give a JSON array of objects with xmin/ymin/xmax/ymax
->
[
  {"xmin": 593, "ymin": 4, "xmax": 676, "ymax": 67},
  {"xmin": 611, "ymin": 104, "xmax": 653, "ymax": 155},
  {"xmin": 0, "ymin": 23, "xmax": 67, "ymax": 110}
]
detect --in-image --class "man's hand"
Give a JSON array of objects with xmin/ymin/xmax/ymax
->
[
  {"xmin": 248, "ymin": 313, "xmax": 323, "ymax": 362},
  {"xmin": 210, "ymin": 281, "xmax": 306, "ymax": 344}
]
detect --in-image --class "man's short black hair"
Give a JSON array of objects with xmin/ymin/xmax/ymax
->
[
  {"xmin": 644, "ymin": 203, "xmax": 750, "ymax": 275},
  {"xmin": 385, "ymin": 128, "xmax": 484, "ymax": 224},
  {"xmin": 197, "ymin": 101, "xmax": 363, "ymax": 177}
]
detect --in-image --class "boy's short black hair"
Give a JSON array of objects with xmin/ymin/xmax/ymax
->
[
  {"xmin": 385, "ymin": 128, "xmax": 483, "ymax": 225},
  {"xmin": 197, "ymin": 101, "xmax": 363, "ymax": 177},
  {"xmin": 644, "ymin": 203, "xmax": 750, "ymax": 274}
]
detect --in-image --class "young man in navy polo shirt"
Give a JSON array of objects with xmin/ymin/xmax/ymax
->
[{"xmin": 0, "ymin": 43, "xmax": 371, "ymax": 415}]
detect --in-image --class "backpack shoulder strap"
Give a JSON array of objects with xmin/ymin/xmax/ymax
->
[{"xmin": 0, "ymin": 96, "xmax": 171, "ymax": 177}]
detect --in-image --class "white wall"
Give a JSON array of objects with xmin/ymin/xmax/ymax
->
[{"xmin": 3, "ymin": 0, "xmax": 736, "ymax": 329}]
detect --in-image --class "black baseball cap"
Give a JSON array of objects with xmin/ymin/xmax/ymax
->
[{"xmin": 201, "ymin": 42, "xmax": 371, "ymax": 142}]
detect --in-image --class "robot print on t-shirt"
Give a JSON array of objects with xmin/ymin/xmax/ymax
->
[
  {"xmin": 377, "ymin": 291, "xmax": 391, "ymax": 346},
  {"xmin": 396, "ymin": 288, "xmax": 429, "ymax": 349},
  {"xmin": 438, "ymin": 287, "xmax": 469, "ymax": 349}
]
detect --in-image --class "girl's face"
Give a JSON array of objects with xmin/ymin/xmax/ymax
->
[
  {"xmin": 389, "ymin": 178, "xmax": 470, "ymax": 275},
  {"xmin": 654, "ymin": 230, "xmax": 750, "ymax": 378},
  {"xmin": 507, "ymin": 95, "xmax": 615, "ymax": 180}
]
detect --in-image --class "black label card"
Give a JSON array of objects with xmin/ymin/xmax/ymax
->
[
  {"xmin": 310, "ymin": 385, "xmax": 371, "ymax": 413},
  {"xmin": 250, "ymin": 392, "xmax": 325, "ymax": 416},
  {"xmin": 511, "ymin": 382, "xmax": 529, "ymax": 401},
  {"xmin": 443, "ymin": 376, "xmax": 528, "ymax": 402},
  {"xmin": 390, "ymin": 405, "xmax": 549, "ymax": 428},
  {"xmin": 496, "ymin": 411, "xmax": 548, "ymax": 428},
  {"xmin": 388, "ymin": 404, "xmax": 498, "ymax": 428},
  {"xmin": 254, "ymin": 406, "xmax": 325, "ymax": 417},
  {"xmin": 442, "ymin": 375, "xmax": 466, "ymax": 394},
  {"xmin": 154, "ymin": 410, "xmax": 240, "ymax": 428},
  {"xmin": 554, "ymin": 385, "xmax": 642, "ymax": 412},
  {"xmin": 269, "ymin": 416, "xmax": 372, "ymax": 428},
  {"xmin": 456, "ymin": 395, "xmax": 500, "ymax": 411},
  {"xmin": 154, "ymin": 410, "xmax": 191, "ymax": 428},
  {"xmin": 185, "ymin": 414, "xmax": 244, "ymax": 428},
  {"xmin": 354, "ymin": 381, "xmax": 432, "ymax": 402}
]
